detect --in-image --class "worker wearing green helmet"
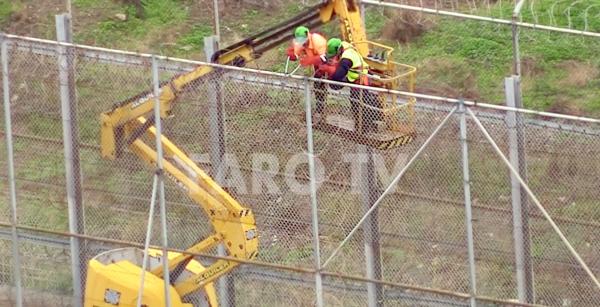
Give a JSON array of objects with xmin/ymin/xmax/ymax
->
[
  {"xmin": 286, "ymin": 26, "xmax": 327, "ymax": 65},
  {"xmin": 293, "ymin": 26, "xmax": 310, "ymax": 44},
  {"xmin": 318, "ymin": 38, "xmax": 380, "ymax": 133},
  {"xmin": 324, "ymin": 38, "xmax": 369, "ymax": 84},
  {"xmin": 286, "ymin": 26, "xmax": 329, "ymax": 116}
]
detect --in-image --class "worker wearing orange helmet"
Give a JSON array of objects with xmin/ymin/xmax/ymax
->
[{"xmin": 286, "ymin": 26, "xmax": 329, "ymax": 115}]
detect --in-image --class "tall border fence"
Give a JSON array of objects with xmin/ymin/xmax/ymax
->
[{"xmin": 0, "ymin": 33, "xmax": 599, "ymax": 307}]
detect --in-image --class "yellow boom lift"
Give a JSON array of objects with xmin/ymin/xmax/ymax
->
[{"xmin": 84, "ymin": 1, "xmax": 416, "ymax": 306}]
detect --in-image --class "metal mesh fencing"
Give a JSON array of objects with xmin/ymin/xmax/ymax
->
[
  {"xmin": 0, "ymin": 34, "xmax": 599, "ymax": 307},
  {"xmin": 518, "ymin": 26, "xmax": 600, "ymax": 118},
  {"xmin": 3, "ymin": 40, "xmax": 67, "ymax": 233},
  {"xmin": 462, "ymin": 111, "xmax": 519, "ymax": 300},
  {"xmin": 74, "ymin": 47, "xmax": 156, "ymax": 245},
  {"xmin": 0, "ymin": 103, "xmax": 8, "ymax": 226},
  {"xmin": 361, "ymin": 2, "xmax": 514, "ymax": 105},
  {"xmin": 467, "ymin": 105, "xmax": 600, "ymax": 305},
  {"xmin": 232, "ymin": 265, "xmax": 317, "ymax": 306},
  {"xmin": 520, "ymin": 116, "xmax": 600, "ymax": 306},
  {"xmin": 18, "ymin": 238, "xmax": 73, "ymax": 306},
  {"xmin": 219, "ymin": 70, "xmax": 315, "ymax": 268},
  {"xmin": 0, "ymin": 236, "xmax": 16, "ymax": 305},
  {"xmin": 321, "ymin": 273, "xmax": 472, "ymax": 307}
]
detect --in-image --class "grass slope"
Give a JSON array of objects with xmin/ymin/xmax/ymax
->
[
  {"xmin": 365, "ymin": 4, "xmax": 600, "ymax": 116},
  {"xmin": 2, "ymin": 1, "xmax": 599, "ymax": 116}
]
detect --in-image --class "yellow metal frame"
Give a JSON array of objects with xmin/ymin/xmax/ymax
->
[
  {"xmin": 373, "ymin": 62, "xmax": 417, "ymax": 134},
  {"xmin": 89, "ymin": 1, "xmax": 418, "ymax": 306},
  {"xmin": 350, "ymin": 41, "xmax": 417, "ymax": 135},
  {"xmin": 127, "ymin": 117, "xmax": 258, "ymax": 283},
  {"xmin": 85, "ymin": 247, "xmax": 219, "ymax": 307},
  {"xmin": 88, "ymin": 112, "xmax": 259, "ymax": 305}
]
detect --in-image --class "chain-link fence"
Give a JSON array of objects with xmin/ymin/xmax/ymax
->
[
  {"xmin": 1, "ymin": 33, "xmax": 599, "ymax": 307},
  {"xmin": 7, "ymin": 0, "xmax": 600, "ymax": 118},
  {"xmin": 357, "ymin": 0, "xmax": 600, "ymax": 120}
]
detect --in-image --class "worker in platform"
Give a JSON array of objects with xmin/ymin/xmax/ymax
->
[
  {"xmin": 286, "ymin": 26, "xmax": 328, "ymax": 117},
  {"xmin": 286, "ymin": 26, "xmax": 328, "ymax": 66},
  {"xmin": 318, "ymin": 38, "xmax": 380, "ymax": 133}
]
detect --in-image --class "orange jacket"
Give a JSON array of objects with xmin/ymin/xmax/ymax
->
[{"xmin": 293, "ymin": 32, "xmax": 327, "ymax": 59}]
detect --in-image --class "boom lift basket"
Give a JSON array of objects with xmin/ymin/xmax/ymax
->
[
  {"xmin": 85, "ymin": 2, "xmax": 419, "ymax": 305},
  {"xmin": 314, "ymin": 41, "xmax": 417, "ymax": 150}
]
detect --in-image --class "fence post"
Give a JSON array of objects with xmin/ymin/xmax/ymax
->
[
  {"xmin": 512, "ymin": 0, "xmax": 526, "ymax": 76},
  {"xmin": 136, "ymin": 174, "xmax": 159, "ymax": 307},
  {"xmin": 66, "ymin": 0, "xmax": 72, "ymax": 15},
  {"xmin": 459, "ymin": 101, "xmax": 477, "ymax": 307},
  {"xmin": 467, "ymin": 107, "xmax": 600, "ymax": 292},
  {"xmin": 2, "ymin": 35, "xmax": 24, "ymax": 307},
  {"xmin": 360, "ymin": 0, "xmax": 366, "ymax": 24},
  {"xmin": 359, "ymin": 145, "xmax": 384, "ymax": 307},
  {"xmin": 56, "ymin": 13, "xmax": 85, "ymax": 306},
  {"xmin": 304, "ymin": 79, "xmax": 324, "ymax": 307},
  {"xmin": 213, "ymin": 0, "xmax": 221, "ymax": 40},
  {"xmin": 151, "ymin": 55, "xmax": 172, "ymax": 307},
  {"xmin": 204, "ymin": 35, "xmax": 234, "ymax": 307},
  {"xmin": 511, "ymin": 14, "xmax": 521, "ymax": 76},
  {"xmin": 323, "ymin": 107, "xmax": 457, "ymax": 269},
  {"xmin": 504, "ymin": 76, "xmax": 534, "ymax": 303}
]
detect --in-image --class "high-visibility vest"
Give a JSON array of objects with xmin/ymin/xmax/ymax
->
[
  {"xmin": 340, "ymin": 42, "xmax": 368, "ymax": 84},
  {"xmin": 293, "ymin": 33, "xmax": 327, "ymax": 59},
  {"xmin": 307, "ymin": 33, "xmax": 327, "ymax": 57}
]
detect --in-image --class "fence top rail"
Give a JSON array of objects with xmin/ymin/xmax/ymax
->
[
  {"xmin": 0, "ymin": 221, "xmax": 552, "ymax": 307},
  {"xmin": 361, "ymin": 0, "xmax": 600, "ymax": 39},
  {"xmin": 2, "ymin": 32, "xmax": 600, "ymax": 124}
]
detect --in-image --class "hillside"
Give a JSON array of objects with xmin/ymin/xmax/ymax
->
[
  {"xmin": 1, "ymin": 0, "xmax": 599, "ymax": 117},
  {"xmin": 1, "ymin": 2, "xmax": 599, "ymax": 305}
]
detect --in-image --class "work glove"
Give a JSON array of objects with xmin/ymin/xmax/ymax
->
[
  {"xmin": 286, "ymin": 46, "xmax": 297, "ymax": 61},
  {"xmin": 299, "ymin": 55, "xmax": 323, "ymax": 67},
  {"xmin": 317, "ymin": 63, "xmax": 337, "ymax": 77}
]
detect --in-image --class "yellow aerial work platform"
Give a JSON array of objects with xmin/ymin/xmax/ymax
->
[{"xmin": 313, "ymin": 41, "xmax": 417, "ymax": 150}]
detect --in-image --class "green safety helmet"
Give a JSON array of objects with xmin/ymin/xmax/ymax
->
[
  {"xmin": 294, "ymin": 26, "xmax": 309, "ymax": 44},
  {"xmin": 326, "ymin": 38, "xmax": 343, "ymax": 58}
]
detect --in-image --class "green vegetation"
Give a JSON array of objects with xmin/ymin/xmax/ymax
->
[
  {"xmin": 18, "ymin": 196, "xmax": 69, "ymax": 230},
  {"xmin": 5, "ymin": 0, "xmax": 597, "ymax": 114},
  {"xmin": 1, "ymin": 1, "xmax": 599, "ymax": 302},
  {"xmin": 364, "ymin": 8, "xmax": 386, "ymax": 37},
  {"xmin": 362, "ymin": 4, "xmax": 600, "ymax": 115},
  {"xmin": 75, "ymin": 0, "xmax": 189, "ymax": 52},
  {"xmin": 178, "ymin": 24, "xmax": 212, "ymax": 49},
  {"xmin": 17, "ymin": 149, "xmax": 64, "ymax": 182},
  {"xmin": 0, "ymin": 0, "xmax": 15, "ymax": 25},
  {"xmin": 24, "ymin": 114, "xmax": 63, "ymax": 139},
  {"xmin": 72, "ymin": 0, "xmax": 98, "ymax": 9}
]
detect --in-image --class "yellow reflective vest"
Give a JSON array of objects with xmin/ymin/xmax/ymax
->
[{"xmin": 340, "ymin": 41, "xmax": 368, "ymax": 83}]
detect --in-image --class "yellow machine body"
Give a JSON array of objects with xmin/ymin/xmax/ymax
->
[
  {"xmin": 84, "ymin": 248, "xmax": 217, "ymax": 307},
  {"xmin": 316, "ymin": 1, "xmax": 417, "ymax": 148},
  {"xmin": 88, "ymin": 1, "xmax": 417, "ymax": 306}
]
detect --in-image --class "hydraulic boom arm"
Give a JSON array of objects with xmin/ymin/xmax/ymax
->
[
  {"xmin": 91, "ymin": 1, "xmax": 388, "ymax": 305},
  {"xmin": 101, "ymin": 1, "xmax": 372, "ymax": 161}
]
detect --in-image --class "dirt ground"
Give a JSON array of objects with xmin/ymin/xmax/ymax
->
[
  {"xmin": 0, "ymin": 0, "xmax": 279, "ymax": 40},
  {"xmin": 0, "ymin": 285, "xmax": 71, "ymax": 306},
  {"xmin": 3, "ymin": 1, "xmax": 65, "ymax": 38}
]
